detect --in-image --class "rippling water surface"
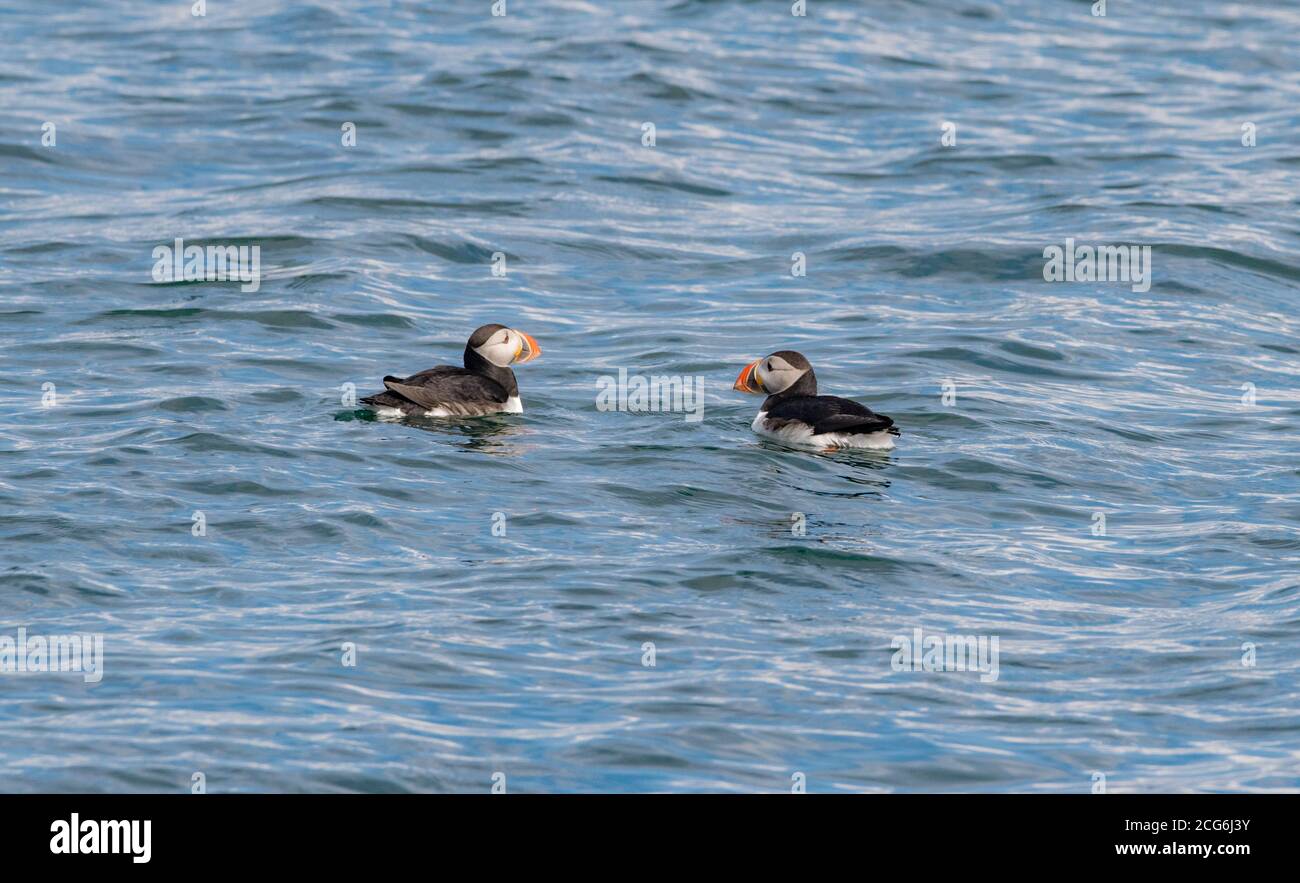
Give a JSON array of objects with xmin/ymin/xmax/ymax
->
[{"xmin": 1, "ymin": 0, "xmax": 1298, "ymax": 792}]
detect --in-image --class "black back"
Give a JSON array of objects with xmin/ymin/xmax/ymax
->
[{"xmin": 759, "ymin": 356, "xmax": 894, "ymax": 436}]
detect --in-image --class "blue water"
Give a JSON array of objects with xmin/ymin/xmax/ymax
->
[{"xmin": 1, "ymin": 0, "xmax": 1298, "ymax": 792}]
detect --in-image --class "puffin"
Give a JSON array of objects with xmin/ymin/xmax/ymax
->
[
  {"xmin": 361, "ymin": 323, "xmax": 541, "ymax": 418},
  {"xmin": 733, "ymin": 350, "xmax": 899, "ymax": 450}
]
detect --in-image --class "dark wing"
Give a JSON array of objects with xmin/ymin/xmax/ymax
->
[
  {"xmin": 361, "ymin": 366, "xmax": 508, "ymax": 412},
  {"xmin": 396, "ymin": 366, "xmax": 482, "ymax": 386},
  {"xmin": 767, "ymin": 395, "xmax": 896, "ymax": 436},
  {"xmin": 358, "ymin": 389, "xmax": 417, "ymax": 411}
]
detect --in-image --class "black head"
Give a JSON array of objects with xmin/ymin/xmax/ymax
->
[{"xmin": 467, "ymin": 323, "xmax": 507, "ymax": 349}]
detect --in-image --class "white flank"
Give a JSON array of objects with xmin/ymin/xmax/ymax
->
[
  {"xmin": 367, "ymin": 395, "xmax": 523, "ymax": 419},
  {"xmin": 751, "ymin": 411, "xmax": 895, "ymax": 450}
]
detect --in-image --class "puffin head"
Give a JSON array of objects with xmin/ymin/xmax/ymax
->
[
  {"xmin": 733, "ymin": 350, "xmax": 814, "ymax": 396},
  {"xmin": 468, "ymin": 323, "xmax": 542, "ymax": 368}
]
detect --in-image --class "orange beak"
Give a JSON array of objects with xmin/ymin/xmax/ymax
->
[
  {"xmin": 514, "ymin": 330, "xmax": 541, "ymax": 363},
  {"xmin": 733, "ymin": 360, "xmax": 763, "ymax": 394}
]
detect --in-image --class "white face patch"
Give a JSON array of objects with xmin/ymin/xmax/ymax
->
[
  {"xmin": 474, "ymin": 328, "xmax": 519, "ymax": 367},
  {"xmin": 756, "ymin": 355, "xmax": 806, "ymax": 394}
]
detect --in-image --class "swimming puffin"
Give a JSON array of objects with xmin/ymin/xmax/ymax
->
[
  {"xmin": 733, "ymin": 351, "xmax": 898, "ymax": 450},
  {"xmin": 360, "ymin": 323, "xmax": 541, "ymax": 418}
]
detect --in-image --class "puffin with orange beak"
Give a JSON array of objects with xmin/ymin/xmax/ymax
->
[
  {"xmin": 361, "ymin": 323, "xmax": 541, "ymax": 418},
  {"xmin": 733, "ymin": 350, "xmax": 898, "ymax": 450}
]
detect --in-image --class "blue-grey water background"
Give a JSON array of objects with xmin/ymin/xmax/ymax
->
[{"xmin": 1, "ymin": 0, "xmax": 1298, "ymax": 792}]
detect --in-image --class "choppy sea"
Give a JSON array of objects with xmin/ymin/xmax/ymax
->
[{"xmin": 1, "ymin": 0, "xmax": 1297, "ymax": 791}]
